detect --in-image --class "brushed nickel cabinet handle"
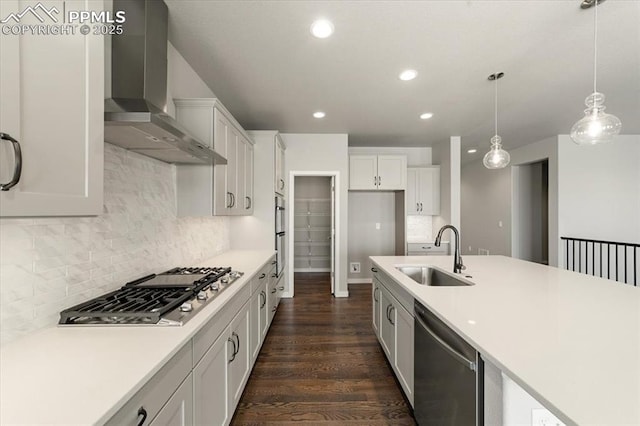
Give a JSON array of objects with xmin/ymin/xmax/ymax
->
[{"xmin": 0, "ymin": 133, "xmax": 22, "ymax": 191}]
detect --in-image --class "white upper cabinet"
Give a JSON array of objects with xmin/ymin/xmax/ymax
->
[
  {"xmin": 0, "ymin": 0, "xmax": 104, "ymax": 217},
  {"xmin": 174, "ymin": 98, "xmax": 254, "ymax": 216},
  {"xmin": 349, "ymin": 155, "xmax": 406, "ymax": 190},
  {"xmin": 406, "ymin": 167, "xmax": 440, "ymax": 215},
  {"xmin": 274, "ymin": 134, "xmax": 285, "ymax": 195}
]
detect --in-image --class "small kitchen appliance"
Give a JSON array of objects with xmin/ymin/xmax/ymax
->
[{"xmin": 59, "ymin": 267, "xmax": 243, "ymax": 326}]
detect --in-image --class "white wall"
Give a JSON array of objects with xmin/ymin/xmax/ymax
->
[
  {"xmin": 462, "ymin": 136, "xmax": 558, "ymax": 262},
  {"xmin": 0, "ymin": 39, "xmax": 226, "ymax": 346},
  {"xmin": 348, "ymin": 192, "xmax": 398, "ymax": 281},
  {"xmin": 432, "ymin": 136, "xmax": 461, "ymax": 237},
  {"xmin": 461, "ymin": 159, "xmax": 512, "ymax": 256},
  {"xmin": 462, "ymin": 134, "xmax": 639, "ymax": 268},
  {"xmin": 282, "ymin": 134, "xmax": 350, "ymax": 297},
  {"xmin": 558, "ymin": 135, "xmax": 640, "ymax": 244}
]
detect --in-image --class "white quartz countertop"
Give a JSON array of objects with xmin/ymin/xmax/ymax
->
[
  {"xmin": 0, "ymin": 250, "xmax": 275, "ymax": 425},
  {"xmin": 370, "ymin": 255, "xmax": 640, "ymax": 426}
]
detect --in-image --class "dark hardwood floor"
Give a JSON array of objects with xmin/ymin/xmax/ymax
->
[{"xmin": 231, "ymin": 273, "xmax": 416, "ymax": 425}]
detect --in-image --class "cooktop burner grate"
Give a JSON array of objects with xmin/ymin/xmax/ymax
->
[{"xmin": 59, "ymin": 286, "xmax": 193, "ymax": 325}]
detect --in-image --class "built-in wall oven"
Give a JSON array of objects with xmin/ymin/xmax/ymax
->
[{"xmin": 275, "ymin": 195, "xmax": 285, "ymax": 277}]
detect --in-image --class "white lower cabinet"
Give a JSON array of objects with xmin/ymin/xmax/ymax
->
[
  {"xmin": 228, "ymin": 303, "xmax": 251, "ymax": 411},
  {"xmin": 372, "ymin": 271, "xmax": 414, "ymax": 407},
  {"xmin": 193, "ymin": 326, "xmax": 232, "ymax": 426},
  {"xmin": 393, "ymin": 301, "xmax": 414, "ymax": 405},
  {"xmin": 150, "ymin": 374, "xmax": 193, "ymax": 426},
  {"xmin": 105, "ymin": 345, "xmax": 193, "ymax": 426},
  {"xmin": 194, "ymin": 300, "xmax": 250, "ymax": 426},
  {"xmin": 372, "ymin": 280, "xmax": 381, "ymax": 335}
]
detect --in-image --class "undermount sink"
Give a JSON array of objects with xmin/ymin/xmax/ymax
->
[{"xmin": 396, "ymin": 266, "xmax": 474, "ymax": 287}]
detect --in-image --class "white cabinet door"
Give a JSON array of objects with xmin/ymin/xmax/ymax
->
[
  {"xmin": 235, "ymin": 135, "xmax": 246, "ymax": 215},
  {"xmin": 245, "ymin": 142, "xmax": 254, "ymax": 213},
  {"xmin": 418, "ymin": 167, "xmax": 440, "ymax": 215},
  {"xmin": 379, "ymin": 286, "xmax": 395, "ymax": 361},
  {"xmin": 249, "ymin": 280, "xmax": 267, "ymax": 363},
  {"xmin": 193, "ymin": 329, "xmax": 232, "ymax": 426},
  {"xmin": 377, "ymin": 155, "xmax": 407, "ymax": 190},
  {"xmin": 213, "ymin": 109, "xmax": 230, "ymax": 215},
  {"xmin": 0, "ymin": 0, "xmax": 103, "ymax": 217},
  {"xmin": 176, "ymin": 100, "xmax": 253, "ymax": 217},
  {"xmin": 349, "ymin": 155, "xmax": 378, "ymax": 190},
  {"xmin": 150, "ymin": 375, "xmax": 194, "ymax": 426},
  {"xmin": 226, "ymin": 127, "xmax": 239, "ymax": 214},
  {"xmin": 394, "ymin": 304, "xmax": 414, "ymax": 407},
  {"xmin": 406, "ymin": 168, "xmax": 419, "ymax": 215},
  {"xmin": 274, "ymin": 135, "xmax": 285, "ymax": 195},
  {"xmin": 228, "ymin": 302, "xmax": 251, "ymax": 414},
  {"xmin": 372, "ymin": 280, "xmax": 381, "ymax": 337}
]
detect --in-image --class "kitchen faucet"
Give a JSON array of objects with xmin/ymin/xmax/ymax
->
[{"xmin": 435, "ymin": 225, "xmax": 465, "ymax": 274}]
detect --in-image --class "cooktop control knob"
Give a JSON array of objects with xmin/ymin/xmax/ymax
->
[
  {"xmin": 179, "ymin": 302, "xmax": 193, "ymax": 312},
  {"xmin": 197, "ymin": 291, "xmax": 207, "ymax": 301},
  {"xmin": 221, "ymin": 276, "xmax": 229, "ymax": 284},
  {"xmin": 211, "ymin": 284, "xmax": 219, "ymax": 291}
]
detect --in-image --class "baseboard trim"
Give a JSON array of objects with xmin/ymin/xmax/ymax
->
[
  {"xmin": 334, "ymin": 291, "xmax": 349, "ymax": 298},
  {"xmin": 348, "ymin": 278, "xmax": 373, "ymax": 284},
  {"xmin": 294, "ymin": 268, "xmax": 331, "ymax": 273}
]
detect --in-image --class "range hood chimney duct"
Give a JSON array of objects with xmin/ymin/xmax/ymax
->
[{"xmin": 104, "ymin": 0, "xmax": 226, "ymax": 165}]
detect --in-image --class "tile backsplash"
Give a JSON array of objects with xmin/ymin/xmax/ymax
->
[
  {"xmin": 406, "ymin": 215, "xmax": 433, "ymax": 242},
  {"xmin": 0, "ymin": 144, "xmax": 229, "ymax": 345}
]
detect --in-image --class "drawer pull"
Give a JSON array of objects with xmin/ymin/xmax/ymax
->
[
  {"xmin": 271, "ymin": 288, "xmax": 276, "ymax": 294},
  {"xmin": 137, "ymin": 407, "xmax": 148, "ymax": 426},
  {"xmin": 259, "ymin": 273, "xmax": 266, "ymax": 279},
  {"xmin": 371, "ymin": 267, "xmax": 378, "ymax": 273},
  {"xmin": 278, "ymin": 286, "xmax": 284, "ymax": 291},
  {"xmin": 422, "ymin": 246, "xmax": 431, "ymax": 249},
  {"xmin": 272, "ymin": 306, "xmax": 277, "ymax": 312}
]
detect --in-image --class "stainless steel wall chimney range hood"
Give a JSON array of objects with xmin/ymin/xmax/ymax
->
[{"xmin": 104, "ymin": 0, "xmax": 226, "ymax": 165}]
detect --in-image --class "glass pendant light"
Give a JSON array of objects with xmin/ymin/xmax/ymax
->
[
  {"xmin": 483, "ymin": 72, "xmax": 510, "ymax": 169},
  {"xmin": 570, "ymin": 0, "xmax": 622, "ymax": 145}
]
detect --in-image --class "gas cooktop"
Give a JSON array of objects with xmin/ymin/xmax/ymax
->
[{"xmin": 59, "ymin": 266, "xmax": 244, "ymax": 326}]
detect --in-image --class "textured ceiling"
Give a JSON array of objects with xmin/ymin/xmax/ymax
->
[{"xmin": 165, "ymin": 0, "xmax": 640, "ymax": 155}]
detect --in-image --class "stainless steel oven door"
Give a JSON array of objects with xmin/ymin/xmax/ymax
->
[{"xmin": 275, "ymin": 231, "xmax": 285, "ymax": 277}]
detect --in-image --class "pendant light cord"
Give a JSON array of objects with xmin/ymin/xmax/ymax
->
[
  {"xmin": 593, "ymin": 0, "xmax": 598, "ymax": 93},
  {"xmin": 494, "ymin": 75, "xmax": 498, "ymax": 137}
]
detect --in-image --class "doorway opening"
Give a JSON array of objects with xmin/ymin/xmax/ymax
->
[
  {"xmin": 513, "ymin": 159, "xmax": 549, "ymax": 264},
  {"xmin": 288, "ymin": 172, "xmax": 339, "ymax": 297}
]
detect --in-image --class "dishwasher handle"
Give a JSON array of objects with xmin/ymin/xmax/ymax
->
[{"xmin": 415, "ymin": 308, "xmax": 476, "ymax": 372}]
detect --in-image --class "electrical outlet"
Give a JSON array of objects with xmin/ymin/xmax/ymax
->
[
  {"xmin": 350, "ymin": 262, "xmax": 361, "ymax": 273},
  {"xmin": 532, "ymin": 408, "xmax": 565, "ymax": 426},
  {"xmin": 375, "ymin": 223, "xmax": 381, "ymax": 230}
]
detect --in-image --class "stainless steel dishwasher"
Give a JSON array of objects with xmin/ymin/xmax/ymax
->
[{"xmin": 414, "ymin": 301, "xmax": 484, "ymax": 425}]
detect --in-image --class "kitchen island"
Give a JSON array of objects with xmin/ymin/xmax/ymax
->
[
  {"xmin": 371, "ymin": 255, "xmax": 640, "ymax": 426},
  {"xmin": 0, "ymin": 250, "xmax": 276, "ymax": 425}
]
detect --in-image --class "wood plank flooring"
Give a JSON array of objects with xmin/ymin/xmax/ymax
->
[{"xmin": 231, "ymin": 273, "xmax": 416, "ymax": 425}]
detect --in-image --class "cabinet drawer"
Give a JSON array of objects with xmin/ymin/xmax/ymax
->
[
  {"xmin": 407, "ymin": 242, "xmax": 448, "ymax": 255},
  {"xmin": 250, "ymin": 259, "xmax": 275, "ymax": 294},
  {"xmin": 105, "ymin": 344, "xmax": 192, "ymax": 426}
]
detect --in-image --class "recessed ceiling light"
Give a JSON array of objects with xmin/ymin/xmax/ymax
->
[
  {"xmin": 467, "ymin": 148, "xmax": 478, "ymax": 154},
  {"xmin": 310, "ymin": 19, "xmax": 334, "ymax": 38},
  {"xmin": 313, "ymin": 111, "xmax": 326, "ymax": 119},
  {"xmin": 399, "ymin": 69, "xmax": 418, "ymax": 81},
  {"xmin": 419, "ymin": 112, "xmax": 433, "ymax": 120}
]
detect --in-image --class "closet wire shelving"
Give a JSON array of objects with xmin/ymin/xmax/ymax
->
[{"xmin": 294, "ymin": 198, "xmax": 332, "ymax": 272}]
